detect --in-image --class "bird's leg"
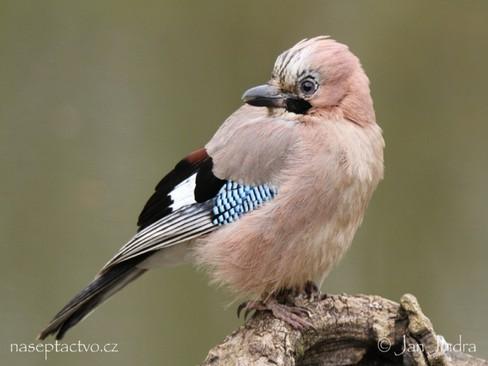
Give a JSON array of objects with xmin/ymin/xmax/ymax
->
[
  {"xmin": 237, "ymin": 288, "xmax": 314, "ymax": 330},
  {"xmin": 274, "ymin": 287, "xmax": 298, "ymax": 304},
  {"xmin": 303, "ymin": 280, "xmax": 321, "ymax": 301}
]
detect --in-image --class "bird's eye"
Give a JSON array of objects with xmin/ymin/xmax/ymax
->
[{"xmin": 298, "ymin": 78, "xmax": 318, "ymax": 96}]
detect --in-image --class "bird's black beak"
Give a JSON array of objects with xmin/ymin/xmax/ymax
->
[
  {"xmin": 242, "ymin": 84, "xmax": 287, "ymax": 108},
  {"xmin": 242, "ymin": 84, "xmax": 312, "ymax": 114}
]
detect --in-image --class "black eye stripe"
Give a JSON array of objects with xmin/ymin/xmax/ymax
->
[{"xmin": 285, "ymin": 98, "xmax": 312, "ymax": 115}]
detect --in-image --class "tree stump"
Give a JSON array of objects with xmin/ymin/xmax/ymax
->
[{"xmin": 201, "ymin": 294, "xmax": 486, "ymax": 366}]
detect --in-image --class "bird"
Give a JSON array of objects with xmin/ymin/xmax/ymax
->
[{"xmin": 38, "ymin": 36, "xmax": 384, "ymax": 340}]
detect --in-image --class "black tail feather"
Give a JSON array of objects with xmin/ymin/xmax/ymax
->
[{"xmin": 38, "ymin": 254, "xmax": 150, "ymax": 340}]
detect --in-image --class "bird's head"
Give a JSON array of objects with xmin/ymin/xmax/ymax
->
[{"xmin": 242, "ymin": 36, "xmax": 375, "ymax": 125}]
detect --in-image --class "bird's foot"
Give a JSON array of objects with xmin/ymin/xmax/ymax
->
[
  {"xmin": 237, "ymin": 297, "xmax": 314, "ymax": 330},
  {"xmin": 265, "ymin": 299, "xmax": 314, "ymax": 330}
]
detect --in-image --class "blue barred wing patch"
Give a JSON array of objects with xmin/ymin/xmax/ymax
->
[{"xmin": 212, "ymin": 181, "xmax": 277, "ymax": 225}]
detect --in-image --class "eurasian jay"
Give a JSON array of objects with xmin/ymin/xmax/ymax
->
[{"xmin": 38, "ymin": 36, "xmax": 384, "ymax": 340}]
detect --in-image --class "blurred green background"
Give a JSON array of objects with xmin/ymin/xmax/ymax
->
[{"xmin": 1, "ymin": 1, "xmax": 487, "ymax": 365}]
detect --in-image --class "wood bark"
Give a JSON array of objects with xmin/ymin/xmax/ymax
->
[{"xmin": 201, "ymin": 294, "xmax": 486, "ymax": 366}]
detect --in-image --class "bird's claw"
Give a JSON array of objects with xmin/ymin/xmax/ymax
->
[
  {"xmin": 237, "ymin": 301, "xmax": 247, "ymax": 318},
  {"xmin": 237, "ymin": 300, "xmax": 265, "ymax": 320}
]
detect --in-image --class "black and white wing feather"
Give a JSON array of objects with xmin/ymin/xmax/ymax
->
[
  {"xmin": 38, "ymin": 147, "xmax": 277, "ymax": 340},
  {"xmin": 101, "ymin": 148, "xmax": 226, "ymax": 270},
  {"xmin": 102, "ymin": 202, "xmax": 215, "ymax": 269},
  {"xmin": 38, "ymin": 148, "xmax": 224, "ymax": 340}
]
